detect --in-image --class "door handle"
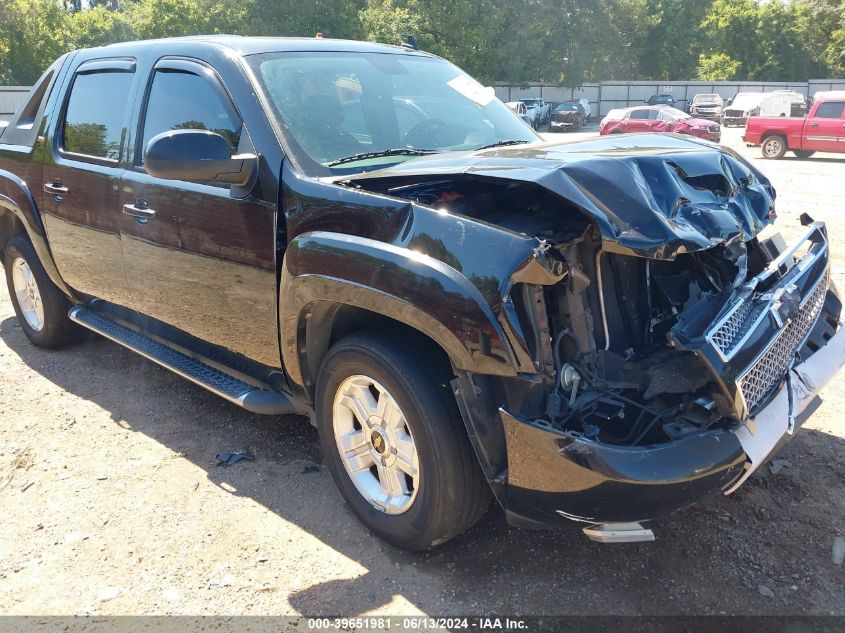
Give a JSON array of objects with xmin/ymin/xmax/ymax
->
[
  {"xmin": 43, "ymin": 181, "xmax": 69, "ymax": 200},
  {"xmin": 810, "ymin": 122, "xmax": 819, "ymax": 127},
  {"xmin": 123, "ymin": 199, "xmax": 156, "ymax": 223}
]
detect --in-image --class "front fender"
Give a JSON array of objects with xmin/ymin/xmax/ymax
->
[
  {"xmin": 280, "ymin": 231, "xmax": 530, "ymax": 391},
  {"xmin": 0, "ymin": 169, "xmax": 71, "ymax": 296}
]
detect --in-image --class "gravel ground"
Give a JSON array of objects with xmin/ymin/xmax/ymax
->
[{"xmin": 1, "ymin": 127, "xmax": 844, "ymax": 618}]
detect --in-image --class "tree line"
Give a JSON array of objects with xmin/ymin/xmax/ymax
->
[{"xmin": 0, "ymin": 0, "xmax": 843, "ymax": 87}]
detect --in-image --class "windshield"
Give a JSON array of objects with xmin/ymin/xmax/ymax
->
[
  {"xmin": 555, "ymin": 103, "xmax": 577, "ymax": 111},
  {"xmin": 249, "ymin": 51, "xmax": 537, "ymax": 175},
  {"xmin": 660, "ymin": 107, "xmax": 691, "ymax": 120},
  {"xmin": 693, "ymin": 94, "xmax": 721, "ymax": 104},
  {"xmin": 521, "ymin": 99, "xmax": 541, "ymax": 107},
  {"xmin": 730, "ymin": 94, "xmax": 763, "ymax": 110}
]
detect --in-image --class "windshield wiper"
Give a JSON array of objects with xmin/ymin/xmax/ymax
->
[
  {"xmin": 474, "ymin": 140, "xmax": 531, "ymax": 151},
  {"xmin": 327, "ymin": 148, "xmax": 438, "ymax": 167}
]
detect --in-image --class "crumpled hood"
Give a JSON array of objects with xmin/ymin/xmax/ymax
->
[{"xmin": 344, "ymin": 133, "xmax": 776, "ymax": 259}]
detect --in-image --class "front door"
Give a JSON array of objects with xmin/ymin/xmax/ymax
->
[
  {"xmin": 804, "ymin": 100, "xmax": 845, "ymax": 153},
  {"xmin": 119, "ymin": 58, "xmax": 280, "ymax": 367},
  {"xmin": 40, "ymin": 59, "xmax": 137, "ymax": 307},
  {"xmin": 624, "ymin": 108, "xmax": 655, "ymax": 133}
]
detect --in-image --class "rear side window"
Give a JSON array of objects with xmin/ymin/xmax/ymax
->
[
  {"xmin": 814, "ymin": 101, "xmax": 845, "ymax": 119},
  {"xmin": 139, "ymin": 69, "xmax": 241, "ymax": 163},
  {"xmin": 62, "ymin": 70, "xmax": 134, "ymax": 160}
]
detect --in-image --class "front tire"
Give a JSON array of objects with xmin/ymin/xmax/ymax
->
[
  {"xmin": 761, "ymin": 135, "xmax": 787, "ymax": 159},
  {"xmin": 315, "ymin": 333, "xmax": 491, "ymax": 550},
  {"xmin": 3, "ymin": 235, "xmax": 78, "ymax": 348}
]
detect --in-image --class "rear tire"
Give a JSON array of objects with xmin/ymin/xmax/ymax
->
[
  {"xmin": 315, "ymin": 333, "xmax": 491, "ymax": 550},
  {"xmin": 761, "ymin": 135, "xmax": 787, "ymax": 159},
  {"xmin": 3, "ymin": 235, "xmax": 78, "ymax": 348},
  {"xmin": 793, "ymin": 150, "xmax": 815, "ymax": 159}
]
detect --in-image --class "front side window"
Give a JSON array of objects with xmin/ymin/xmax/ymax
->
[
  {"xmin": 249, "ymin": 51, "xmax": 537, "ymax": 175},
  {"xmin": 814, "ymin": 101, "xmax": 845, "ymax": 119},
  {"xmin": 139, "ymin": 68, "xmax": 242, "ymax": 163},
  {"xmin": 629, "ymin": 109, "xmax": 651, "ymax": 120},
  {"xmin": 62, "ymin": 70, "xmax": 134, "ymax": 160}
]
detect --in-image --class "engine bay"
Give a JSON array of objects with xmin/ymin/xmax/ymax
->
[{"xmin": 350, "ymin": 172, "xmax": 829, "ymax": 447}]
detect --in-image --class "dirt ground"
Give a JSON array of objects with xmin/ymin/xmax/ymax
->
[{"xmin": 1, "ymin": 127, "xmax": 844, "ymax": 618}]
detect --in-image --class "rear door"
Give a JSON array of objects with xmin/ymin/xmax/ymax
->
[
  {"xmin": 118, "ymin": 57, "xmax": 280, "ymax": 367},
  {"xmin": 40, "ymin": 58, "xmax": 137, "ymax": 307},
  {"xmin": 804, "ymin": 101, "xmax": 845, "ymax": 153}
]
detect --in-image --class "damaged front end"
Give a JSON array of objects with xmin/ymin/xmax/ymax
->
[
  {"xmin": 501, "ymin": 216, "xmax": 842, "ymax": 538},
  {"xmin": 342, "ymin": 135, "xmax": 845, "ymax": 539}
]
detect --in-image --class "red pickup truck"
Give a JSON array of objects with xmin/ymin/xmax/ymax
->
[{"xmin": 744, "ymin": 96, "xmax": 845, "ymax": 159}]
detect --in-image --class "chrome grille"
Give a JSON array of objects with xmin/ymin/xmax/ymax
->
[
  {"xmin": 709, "ymin": 300, "xmax": 755, "ymax": 356},
  {"xmin": 738, "ymin": 273, "xmax": 829, "ymax": 412},
  {"xmin": 724, "ymin": 109, "xmax": 743, "ymax": 118}
]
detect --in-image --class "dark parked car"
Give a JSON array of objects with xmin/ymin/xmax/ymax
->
[
  {"xmin": 562, "ymin": 99, "xmax": 589, "ymax": 122},
  {"xmin": 549, "ymin": 102, "xmax": 583, "ymax": 131},
  {"xmin": 646, "ymin": 93, "xmax": 677, "ymax": 107},
  {"xmin": 688, "ymin": 93, "xmax": 724, "ymax": 120},
  {"xmin": 1, "ymin": 37, "xmax": 843, "ymax": 550}
]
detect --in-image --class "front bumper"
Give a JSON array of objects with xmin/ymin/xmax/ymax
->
[
  {"xmin": 501, "ymin": 321, "xmax": 844, "ymax": 528},
  {"xmin": 695, "ymin": 130, "xmax": 721, "ymax": 143},
  {"xmin": 500, "ymin": 222, "xmax": 845, "ymax": 529},
  {"xmin": 502, "ymin": 411, "xmax": 746, "ymax": 527},
  {"xmin": 691, "ymin": 110, "xmax": 722, "ymax": 120}
]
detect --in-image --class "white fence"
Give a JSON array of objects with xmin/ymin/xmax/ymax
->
[
  {"xmin": 0, "ymin": 86, "xmax": 30, "ymax": 118},
  {"xmin": 495, "ymin": 79, "xmax": 845, "ymax": 117}
]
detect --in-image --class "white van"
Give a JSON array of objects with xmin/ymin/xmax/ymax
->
[{"xmin": 722, "ymin": 92, "xmax": 791, "ymax": 126}]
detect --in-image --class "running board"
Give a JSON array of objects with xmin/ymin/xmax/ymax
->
[
  {"xmin": 582, "ymin": 522, "xmax": 655, "ymax": 543},
  {"xmin": 68, "ymin": 305, "xmax": 294, "ymax": 415}
]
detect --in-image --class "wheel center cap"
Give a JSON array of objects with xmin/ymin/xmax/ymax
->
[{"xmin": 370, "ymin": 430, "xmax": 387, "ymax": 454}]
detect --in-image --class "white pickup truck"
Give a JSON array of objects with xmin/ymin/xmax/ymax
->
[{"xmin": 519, "ymin": 97, "xmax": 551, "ymax": 129}]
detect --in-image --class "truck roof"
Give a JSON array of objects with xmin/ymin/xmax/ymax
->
[{"xmin": 71, "ymin": 35, "xmax": 432, "ymax": 59}]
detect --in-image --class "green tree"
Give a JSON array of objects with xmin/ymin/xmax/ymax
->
[
  {"xmin": 697, "ymin": 52, "xmax": 740, "ymax": 80},
  {"xmin": 628, "ymin": 0, "xmax": 713, "ymax": 80},
  {"xmin": 68, "ymin": 5, "xmax": 132, "ymax": 50},
  {"xmin": 698, "ymin": 0, "xmax": 821, "ymax": 81},
  {"xmin": 0, "ymin": 0, "xmax": 70, "ymax": 84},
  {"xmin": 126, "ymin": 0, "xmax": 244, "ymax": 39},
  {"xmin": 796, "ymin": 0, "xmax": 845, "ymax": 77},
  {"xmin": 359, "ymin": 0, "xmax": 500, "ymax": 83},
  {"xmin": 243, "ymin": 0, "xmax": 364, "ymax": 39}
]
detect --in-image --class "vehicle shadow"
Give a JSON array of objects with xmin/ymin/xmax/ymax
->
[
  {"xmin": 3, "ymin": 315, "xmax": 844, "ymax": 616},
  {"xmin": 780, "ymin": 156, "xmax": 845, "ymax": 164}
]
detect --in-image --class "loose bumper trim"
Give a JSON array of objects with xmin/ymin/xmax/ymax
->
[{"xmin": 501, "ymin": 411, "xmax": 746, "ymax": 527}]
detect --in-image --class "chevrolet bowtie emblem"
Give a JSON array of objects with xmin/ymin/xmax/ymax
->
[{"xmin": 771, "ymin": 284, "xmax": 801, "ymax": 327}]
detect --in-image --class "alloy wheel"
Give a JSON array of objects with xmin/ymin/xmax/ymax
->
[
  {"xmin": 11, "ymin": 257, "xmax": 44, "ymax": 331},
  {"xmin": 332, "ymin": 374, "xmax": 420, "ymax": 515}
]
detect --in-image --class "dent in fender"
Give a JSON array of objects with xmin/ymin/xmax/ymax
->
[{"xmin": 279, "ymin": 231, "xmax": 540, "ymax": 391}]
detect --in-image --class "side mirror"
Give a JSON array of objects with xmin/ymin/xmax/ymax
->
[{"xmin": 144, "ymin": 129, "xmax": 257, "ymax": 186}]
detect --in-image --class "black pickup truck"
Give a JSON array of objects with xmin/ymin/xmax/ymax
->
[{"xmin": 1, "ymin": 36, "xmax": 844, "ymax": 550}]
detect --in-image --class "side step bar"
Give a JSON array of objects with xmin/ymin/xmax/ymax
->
[
  {"xmin": 69, "ymin": 305, "xmax": 294, "ymax": 415},
  {"xmin": 582, "ymin": 522, "xmax": 655, "ymax": 543}
]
